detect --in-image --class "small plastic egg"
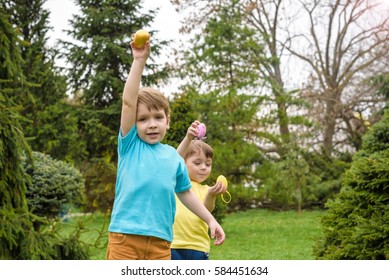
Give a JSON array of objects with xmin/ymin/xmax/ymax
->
[
  {"xmin": 197, "ymin": 123, "xmax": 207, "ymax": 139},
  {"xmin": 217, "ymin": 175, "xmax": 228, "ymax": 189}
]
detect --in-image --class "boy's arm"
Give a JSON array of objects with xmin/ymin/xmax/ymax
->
[
  {"xmin": 203, "ymin": 194, "xmax": 216, "ymax": 212},
  {"xmin": 176, "ymin": 189, "xmax": 225, "ymax": 245},
  {"xmin": 120, "ymin": 41, "xmax": 150, "ymax": 137},
  {"xmin": 177, "ymin": 120, "xmax": 200, "ymax": 157}
]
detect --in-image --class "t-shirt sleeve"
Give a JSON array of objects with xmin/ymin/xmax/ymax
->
[
  {"xmin": 175, "ymin": 156, "xmax": 191, "ymax": 193},
  {"xmin": 118, "ymin": 125, "xmax": 137, "ymax": 157}
]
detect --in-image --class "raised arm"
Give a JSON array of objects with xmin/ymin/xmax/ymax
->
[
  {"xmin": 177, "ymin": 120, "xmax": 200, "ymax": 157},
  {"xmin": 120, "ymin": 41, "xmax": 150, "ymax": 136}
]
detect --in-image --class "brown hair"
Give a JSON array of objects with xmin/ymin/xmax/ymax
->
[
  {"xmin": 184, "ymin": 140, "xmax": 214, "ymax": 160},
  {"xmin": 137, "ymin": 87, "xmax": 170, "ymax": 117}
]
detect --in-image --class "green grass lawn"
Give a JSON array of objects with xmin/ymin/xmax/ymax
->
[
  {"xmin": 210, "ymin": 209, "xmax": 324, "ymax": 260},
  {"xmin": 61, "ymin": 209, "xmax": 324, "ymax": 260}
]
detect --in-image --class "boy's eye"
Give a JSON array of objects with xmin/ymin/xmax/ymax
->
[{"xmin": 138, "ymin": 116, "xmax": 149, "ymax": 122}]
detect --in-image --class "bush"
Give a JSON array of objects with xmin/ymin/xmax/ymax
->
[
  {"xmin": 314, "ymin": 110, "xmax": 389, "ymax": 259},
  {"xmin": 80, "ymin": 157, "xmax": 116, "ymax": 212},
  {"xmin": 302, "ymin": 151, "xmax": 350, "ymax": 207},
  {"xmin": 23, "ymin": 151, "xmax": 85, "ymax": 220},
  {"xmin": 227, "ymin": 183, "xmax": 264, "ymax": 211}
]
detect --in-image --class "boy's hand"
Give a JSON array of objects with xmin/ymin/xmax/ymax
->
[
  {"xmin": 208, "ymin": 181, "xmax": 227, "ymax": 196},
  {"xmin": 186, "ymin": 120, "xmax": 201, "ymax": 140},
  {"xmin": 130, "ymin": 37, "xmax": 150, "ymax": 61},
  {"xmin": 177, "ymin": 120, "xmax": 200, "ymax": 157},
  {"xmin": 209, "ymin": 219, "xmax": 225, "ymax": 246}
]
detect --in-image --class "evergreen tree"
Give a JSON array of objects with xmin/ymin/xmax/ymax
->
[
  {"xmin": 1, "ymin": 9, "xmax": 91, "ymax": 260},
  {"xmin": 314, "ymin": 109, "xmax": 389, "ymax": 259},
  {"xmin": 0, "ymin": 6, "xmax": 31, "ymax": 217},
  {"xmin": 1, "ymin": 9, "xmax": 50, "ymax": 259},
  {"xmin": 1, "ymin": 0, "xmax": 84, "ymax": 164},
  {"xmin": 23, "ymin": 151, "xmax": 85, "ymax": 222}
]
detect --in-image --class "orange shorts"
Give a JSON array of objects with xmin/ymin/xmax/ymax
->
[{"xmin": 106, "ymin": 233, "xmax": 171, "ymax": 260}]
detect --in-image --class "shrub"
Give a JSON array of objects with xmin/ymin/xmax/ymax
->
[
  {"xmin": 314, "ymin": 110, "xmax": 389, "ymax": 259},
  {"xmin": 23, "ymin": 151, "xmax": 85, "ymax": 220},
  {"xmin": 80, "ymin": 156, "xmax": 116, "ymax": 212}
]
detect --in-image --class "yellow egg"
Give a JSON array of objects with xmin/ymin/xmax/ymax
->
[
  {"xmin": 133, "ymin": 30, "xmax": 150, "ymax": 48},
  {"xmin": 217, "ymin": 175, "xmax": 228, "ymax": 189}
]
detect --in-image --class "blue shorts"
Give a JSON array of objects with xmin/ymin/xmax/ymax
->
[{"xmin": 171, "ymin": 249, "xmax": 209, "ymax": 260}]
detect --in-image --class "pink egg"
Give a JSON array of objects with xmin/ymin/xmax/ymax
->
[{"xmin": 197, "ymin": 123, "xmax": 206, "ymax": 139}]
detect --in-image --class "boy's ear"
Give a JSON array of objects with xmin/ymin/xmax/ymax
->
[{"xmin": 166, "ymin": 114, "xmax": 170, "ymax": 129}]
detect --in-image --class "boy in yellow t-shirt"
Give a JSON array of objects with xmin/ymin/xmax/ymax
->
[{"xmin": 171, "ymin": 121, "xmax": 226, "ymax": 260}]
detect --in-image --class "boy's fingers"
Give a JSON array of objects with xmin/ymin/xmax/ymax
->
[{"xmin": 213, "ymin": 229, "xmax": 225, "ymax": 245}]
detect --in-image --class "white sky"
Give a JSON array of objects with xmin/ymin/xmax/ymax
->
[
  {"xmin": 43, "ymin": 0, "xmax": 389, "ymax": 47},
  {"xmin": 43, "ymin": 0, "xmax": 182, "ymax": 94},
  {"xmin": 43, "ymin": 0, "xmax": 389, "ymax": 95},
  {"xmin": 44, "ymin": 0, "xmax": 181, "ymax": 46}
]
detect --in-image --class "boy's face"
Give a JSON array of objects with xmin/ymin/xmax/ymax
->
[
  {"xmin": 136, "ymin": 103, "xmax": 170, "ymax": 144},
  {"xmin": 185, "ymin": 150, "xmax": 212, "ymax": 184}
]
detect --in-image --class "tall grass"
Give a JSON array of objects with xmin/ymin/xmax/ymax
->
[{"xmin": 60, "ymin": 209, "xmax": 323, "ymax": 260}]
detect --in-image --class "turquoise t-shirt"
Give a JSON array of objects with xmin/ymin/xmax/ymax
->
[{"xmin": 108, "ymin": 125, "xmax": 191, "ymax": 242}]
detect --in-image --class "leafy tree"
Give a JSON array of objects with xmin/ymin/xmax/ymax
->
[
  {"xmin": 80, "ymin": 155, "xmax": 116, "ymax": 212},
  {"xmin": 164, "ymin": 90, "xmax": 198, "ymax": 148},
  {"xmin": 173, "ymin": 1, "xmax": 265, "ymax": 185},
  {"xmin": 286, "ymin": 0, "xmax": 389, "ymax": 154},
  {"xmin": 260, "ymin": 145, "xmax": 310, "ymax": 213},
  {"xmin": 172, "ymin": 0, "xmax": 312, "ymax": 160},
  {"xmin": 370, "ymin": 72, "xmax": 389, "ymax": 109},
  {"xmin": 314, "ymin": 109, "xmax": 389, "ymax": 259},
  {"xmin": 174, "ymin": 0, "xmax": 388, "ymax": 156}
]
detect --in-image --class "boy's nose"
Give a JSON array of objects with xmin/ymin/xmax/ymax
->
[{"xmin": 149, "ymin": 119, "xmax": 157, "ymax": 128}]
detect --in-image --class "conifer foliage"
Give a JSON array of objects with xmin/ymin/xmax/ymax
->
[
  {"xmin": 1, "ymin": 6, "xmax": 89, "ymax": 260},
  {"xmin": 1, "ymin": 0, "xmax": 82, "ymax": 164},
  {"xmin": 314, "ymin": 110, "xmax": 389, "ymax": 259},
  {"xmin": 0, "ymin": 8, "xmax": 38, "ymax": 259}
]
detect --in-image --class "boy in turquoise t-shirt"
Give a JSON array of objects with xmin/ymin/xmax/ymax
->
[{"xmin": 106, "ymin": 37, "xmax": 225, "ymax": 260}]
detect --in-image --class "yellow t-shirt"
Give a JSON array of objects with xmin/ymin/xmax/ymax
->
[{"xmin": 171, "ymin": 181, "xmax": 210, "ymax": 253}]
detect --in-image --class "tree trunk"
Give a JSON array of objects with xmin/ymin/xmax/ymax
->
[{"xmin": 323, "ymin": 91, "xmax": 340, "ymax": 155}]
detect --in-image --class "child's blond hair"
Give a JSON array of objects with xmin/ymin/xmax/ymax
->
[
  {"xmin": 137, "ymin": 87, "xmax": 170, "ymax": 117},
  {"xmin": 184, "ymin": 140, "xmax": 214, "ymax": 160}
]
